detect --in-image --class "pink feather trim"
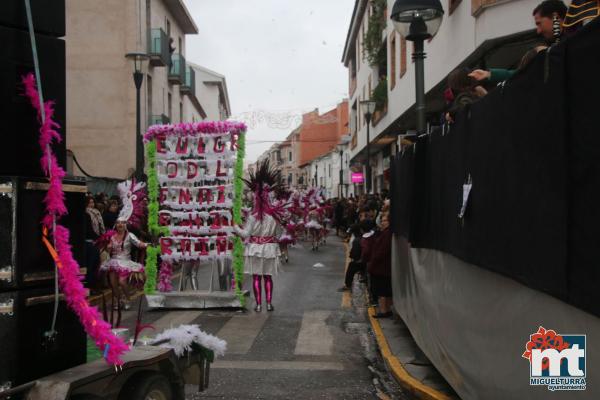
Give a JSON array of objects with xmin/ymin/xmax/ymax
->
[
  {"xmin": 22, "ymin": 74, "xmax": 129, "ymax": 365},
  {"xmin": 157, "ymin": 262, "xmax": 173, "ymax": 292},
  {"xmin": 94, "ymin": 230, "xmax": 116, "ymax": 249}
]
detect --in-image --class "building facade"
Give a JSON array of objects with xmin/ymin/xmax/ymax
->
[
  {"xmin": 66, "ymin": 0, "xmax": 203, "ymax": 179},
  {"xmin": 342, "ymin": 0, "xmax": 541, "ymax": 193},
  {"xmin": 252, "ymin": 100, "xmax": 349, "ymax": 194},
  {"xmin": 189, "ymin": 63, "xmax": 231, "ymax": 121}
]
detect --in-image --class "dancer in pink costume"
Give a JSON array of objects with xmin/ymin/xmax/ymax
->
[
  {"xmin": 235, "ymin": 159, "xmax": 285, "ymax": 312},
  {"xmin": 97, "ymin": 180, "xmax": 148, "ymax": 310}
]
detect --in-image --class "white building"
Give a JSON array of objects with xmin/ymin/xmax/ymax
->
[
  {"xmin": 189, "ymin": 63, "xmax": 232, "ymax": 121},
  {"xmin": 342, "ymin": 0, "xmax": 542, "ymax": 193}
]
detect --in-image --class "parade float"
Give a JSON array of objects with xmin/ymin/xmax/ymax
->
[{"xmin": 142, "ymin": 121, "xmax": 248, "ymax": 309}]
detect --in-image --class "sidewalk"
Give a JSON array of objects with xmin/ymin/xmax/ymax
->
[{"xmin": 368, "ymin": 308, "xmax": 459, "ymax": 400}]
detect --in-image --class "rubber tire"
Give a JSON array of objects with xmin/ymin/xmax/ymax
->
[{"xmin": 119, "ymin": 372, "xmax": 173, "ymax": 400}]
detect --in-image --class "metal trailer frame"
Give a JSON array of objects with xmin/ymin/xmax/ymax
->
[{"xmin": 0, "ymin": 345, "xmax": 211, "ymax": 400}]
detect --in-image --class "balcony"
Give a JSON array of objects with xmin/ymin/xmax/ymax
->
[
  {"xmin": 180, "ymin": 66, "xmax": 195, "ymax": 96},
  {"xmin": 148, "ymin": 28, "xmax": 170, "ymax": 67},
  {"xmin": 149, "ymin": 114, "xmax": 170, "ymax": 126},
  {"xmin": 168, "ymin": 54, "xmax": 186, "ymax": 84}
]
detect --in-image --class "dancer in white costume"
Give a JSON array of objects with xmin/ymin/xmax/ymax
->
[
  {"xmin": 235, "ymin": 160, "xmax": 285, "ymax": 312},
  {"xmin": 98, "ymin": 180, "xmax": 148, "ymax": 310}
]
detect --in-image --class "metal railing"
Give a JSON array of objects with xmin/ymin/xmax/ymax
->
[
  {"xmin": 148, "ymin": 28, "xmax": 169, "ymax": 67},
  {"xmin": 168, "ymin": 54, "xmax": 186, "ymax": 84},
  {"xmin": 149, "ymin": 114, "xmax": 170, "ymax": 126},
  {"xmin": 181, "ymin": 66, "xmax": 195, "ymax": 96}
]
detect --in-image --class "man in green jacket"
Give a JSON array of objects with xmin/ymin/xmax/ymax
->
[{"xmin": 469, "ymin": 0, "xmax": 568, "ymax": 84}]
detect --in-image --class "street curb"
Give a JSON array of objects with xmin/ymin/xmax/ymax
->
[{"xmin": 368, "ymin": 307, "xmax": 452, "ymax": 400}]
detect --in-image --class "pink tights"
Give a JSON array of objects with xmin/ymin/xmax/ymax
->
[{"xmin": 252, "ymin": 274, "xmax": 273, "ymax": 305}]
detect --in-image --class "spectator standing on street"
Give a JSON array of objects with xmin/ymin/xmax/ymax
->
[
  {"xmin": 367, "ymin": 213, "xmax": 393, "ymax": 318},
  {"xmin": 361, "ymin": 219, "xmax": 378, "ymax": 306},
  {"xmin": 339, "ymin": 224, "xmax": 366, "ymax": 292},
  {"xmin": 335, "ymin": 199, "xmax": 345, "ymax": 236},
  {"xmin": 85, "ymin": 196, "xmax": 105, "ymax": 290},
  {"xmin": 103, "ymin": 199, "xmax": 120, "ymax": 230}
]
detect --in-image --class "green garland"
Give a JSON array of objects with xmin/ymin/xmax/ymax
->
[
  {"xmin": 146, "ymin": 141, "xmax": 170, "ymax": 237},
  {"xmin": 232, "ymin": 131, "xmax": 247, "ymax": 306},
  {"xmin": 144, "ymin": 245, "xmax": 160, "ymax": 294},
  {"xmin": 144, "ymin": 140, "xmax": 169, "ymax": 294}
]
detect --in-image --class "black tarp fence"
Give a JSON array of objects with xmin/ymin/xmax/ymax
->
[{"xmin": 390, "ymin": 18, "xmax": 600, "ymax": 317}]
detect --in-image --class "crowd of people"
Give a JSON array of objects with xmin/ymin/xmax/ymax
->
[
  {"xmin": 443, "ymin": 0, "xmax": 597, "ymax": 124},
  {"xmin": 330, "ymin": 192, "xmax": 394, "ymax": 318}
]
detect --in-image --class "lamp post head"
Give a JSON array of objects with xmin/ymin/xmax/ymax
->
[
  {"xmin": 125, "ymin": 52, "xmax": 149, "ymax": 73},
  {"xmin": 360, "ymin": 99, "xmax": 377, "ymax": 123},
  {"xmin": 391, "ymin": 0, "xmax": 444, "ymax": 41}
]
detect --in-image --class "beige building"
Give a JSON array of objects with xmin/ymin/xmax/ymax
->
[
  {"xmin": 189, "ymin": 63, "xmax": 231, "ymax": 121},
  {"xmin": 66, "ymin": 0, "xmax": 204, "ymax": 179}
]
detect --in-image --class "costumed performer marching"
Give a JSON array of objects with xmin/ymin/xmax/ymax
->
[
  {"xmin": 97, "ymin": 180, "xmax": 148, "ymax": 311},
  {"xmin": 234, "ymin": 159, "xmax": 285, "ymax": 312}
]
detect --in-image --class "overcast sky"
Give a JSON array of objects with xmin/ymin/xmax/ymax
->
[{"xmin": 183, "ymin": 0, "xmax": 355, "ymax": 162}]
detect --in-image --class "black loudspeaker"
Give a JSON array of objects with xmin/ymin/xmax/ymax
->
[
  {"xmin": 0, "ymin": 286, "xmax": 86, "ymax": 389},
  {"xmin": 0, "ymin": 177, "xmax": 87, "ymax": 292},
  {"xmin": 0, "ymin": 0, "xmax": 65, "ymax": 37},
  {"xmin": 0, "ymin": 25, "xmax": 66, "ymax": 178}
]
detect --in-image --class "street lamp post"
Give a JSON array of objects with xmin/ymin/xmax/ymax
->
[
  {"xmin": 360, "ymin": 100, "xmax": 377, "ymax": 194},
  {"xmin": 391, "ymin": 0, "xmax": 444, "ymax": 135},
  {"xmin": 336, "ymin": 144, "xmax": 344, "ymax": 198},
  {"xmin": 125, "ymin": 52, "xmax": 149, "ymax": 179}
]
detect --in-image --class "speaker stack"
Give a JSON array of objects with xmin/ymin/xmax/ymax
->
[{"xmin": 0, "ymin": 1, "xmax": 87, "ymax": 391}]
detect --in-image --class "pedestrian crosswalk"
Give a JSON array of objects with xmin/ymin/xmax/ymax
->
[
  {"xmin": 133, "ymin": 309, "xmax": 337, "ymax": 364},
  {"xmin": 212, "ymin": 360, "xmax": 344, "ymax": 371},
  {"xmin": 216, "ymin": 313, "xmax": 270, "ymax": 354},
  {"xmin": 294, "ymin": 310, "xmax": 333, "ymax": 356}
]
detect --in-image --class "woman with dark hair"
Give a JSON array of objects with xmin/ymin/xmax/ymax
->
[
  {"xmin": 103, "ymin": 199, "xmax": 120, "ymax": 230},
  {"xmin": 366, "ymin": 213, "xmax": 393, "ymax": 318},
  {"xmin": 445, "ymin": 68, "xmax": 487, "ymax": 123}
]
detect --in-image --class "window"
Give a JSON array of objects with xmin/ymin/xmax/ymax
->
[
  {"xmin": 147, "ymin": 74, "xmax": 152, "ymax": 123},
  {"xmin": 289, "ymin": 151, "xmax": 292, "ymax": 161},
  {"xmin": 356, "ymin": 41, "xmax": 360, "ymax": 72},
  {"xmin": 400, "ymin": 37, "xmax": 407, "ymax": 77},
  {"xmin": 328, "ymin": 164, "xmax": 331, "ymax": 177},
  {"xmin": 390, "ymin": 33, "xmax": 397, "ymax": 89},
  {"xmin": 288, "ymin": 173, "xmax": 292, "ymax": 185},
  {"xmin": 179, "ymin": 102, "xmax": 183, "ymax": 123},
  {"xmin": 168, "ymin": 92, "xmax": 172, "ymax": 119}
]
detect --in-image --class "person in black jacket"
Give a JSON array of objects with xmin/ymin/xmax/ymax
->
[{"xmin": 338, "ymin": 222, "xmax": 371, "ymax": 291}]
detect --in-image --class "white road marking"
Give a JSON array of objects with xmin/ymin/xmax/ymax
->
[
  {"xmin": 294, "ymin": 310, "xmax": 333, "ymax": 356},
  {"xmin": 213, "ymin": 360, "xmax": 344, "ymax": 370},
  {"xmin": 217, "ymin": 313, "xmax": 269, "ymax": 354}
]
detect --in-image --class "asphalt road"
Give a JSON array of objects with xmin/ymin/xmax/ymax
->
[{"xmin": 120, "ymin": 235, "xmax": 410, "ymax": 399}]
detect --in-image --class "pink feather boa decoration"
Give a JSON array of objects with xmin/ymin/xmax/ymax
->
[
  {"xmin": 23, "ymin": 74, "xmax": 129, "ymax": 365},
  {"xmin": 94, "ymin": 229, "xmax": 116, "ymax": 249},
  {"xmin": 157, "ymin": 262, "xmax": 173, "ymax": 292}
]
